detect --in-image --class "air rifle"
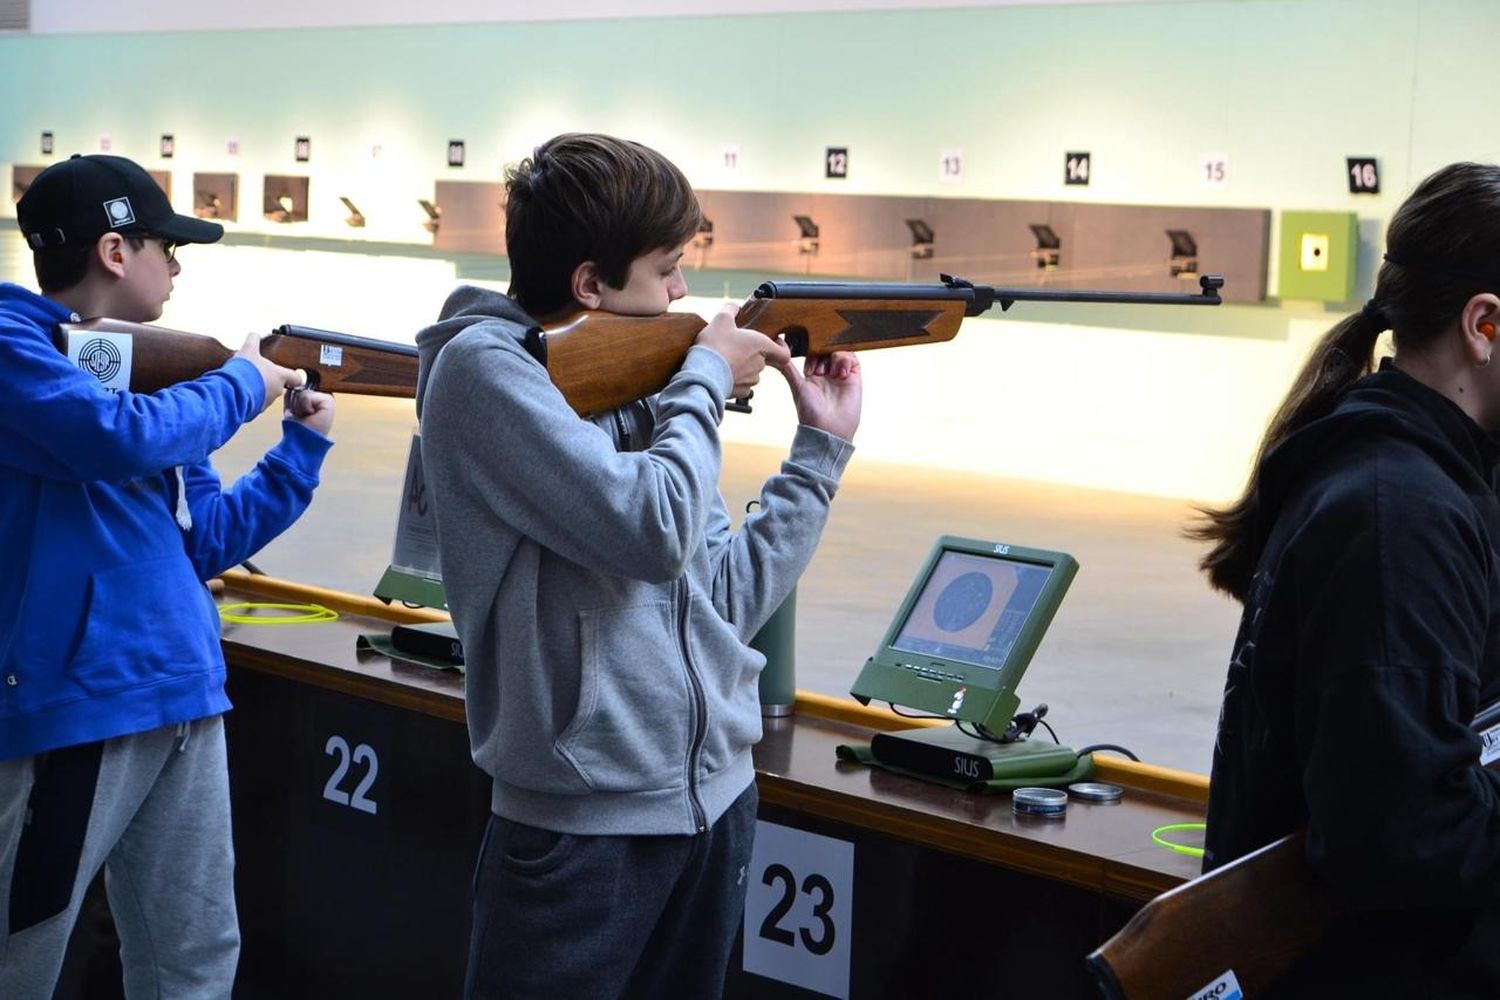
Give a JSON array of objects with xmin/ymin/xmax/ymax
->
[
  {"xmin": 533, "ymin": 273, "xmax": 1224, "ymax": 416},
  {"xmin": 55, "ymin": 272, "xmax": 1223, "ymax": 410},
  {"xmin": 55, "ymin": 319, "xmax": 418, "ymax": 397}
]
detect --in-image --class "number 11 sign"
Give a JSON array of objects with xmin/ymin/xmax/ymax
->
[{"xmin": 743, "ymin": 820, "xmax": 854, "ymax": 998}]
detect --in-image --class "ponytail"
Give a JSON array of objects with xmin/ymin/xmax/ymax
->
[
  {"xmin": 1191, "ymin": 162, "xmax": 1500, "ymax": 603},
  {"xmin": 1189, "ymin": 308, "xmax": 1385, "ymax": 601}
]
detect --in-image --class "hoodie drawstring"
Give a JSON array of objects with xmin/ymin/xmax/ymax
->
[
  {"xmin": 175, "ymin": 720, "xmax": 191, "ymax": 753},
  {"xmin": 173, "ymin": 467, "xmax": 192, "ymax": 531}
]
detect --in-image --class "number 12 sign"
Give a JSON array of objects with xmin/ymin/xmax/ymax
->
[{"xmin": 743, "ymin": 820, "xmax": 854, "ymax": 998}]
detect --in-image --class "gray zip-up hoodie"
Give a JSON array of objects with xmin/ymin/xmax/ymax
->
[{"xmin": 415, "ymin": 286, "xmax": 853, "ymax": 835}]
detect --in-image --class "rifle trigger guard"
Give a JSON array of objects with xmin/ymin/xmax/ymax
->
[{"xmin": 778, "ymin": 328, "xmax": 809, "ymax": 357}]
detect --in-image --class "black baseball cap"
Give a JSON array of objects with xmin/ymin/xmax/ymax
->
[{"xmin": 17, "ymin": 154, "xmax": 223, "ymax": 251}]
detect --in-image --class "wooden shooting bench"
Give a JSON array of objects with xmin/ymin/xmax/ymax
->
[{"xmin": 214, "ymin": 572, "xmax": 1208, "ymax": 1000}]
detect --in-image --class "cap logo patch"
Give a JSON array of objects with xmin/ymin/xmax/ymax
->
[{"xmin": 104, "ymin": 197, "xmax": 136, "ymax": 229}]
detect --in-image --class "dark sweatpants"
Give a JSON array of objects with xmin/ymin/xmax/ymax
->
[{"xmin": 465, "ymin": 783, "xmax": 758, "ymax": 1000}]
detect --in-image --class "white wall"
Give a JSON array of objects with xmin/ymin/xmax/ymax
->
[
  {"xmin": 4, "ymin": 0, "xmax": 1496, "ymax": 501},
  {"xmin": 28, "ymin": 0, "xmax": 1173, "ymax": 33}
]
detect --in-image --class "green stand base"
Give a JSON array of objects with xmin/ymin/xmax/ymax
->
[
  {"xmin": 869, "ymin": 724, "xmax": 1080, "ymax": 784},
  {"xmin": 374, "ymin": 565, "xmax": 448, "ymax": 611}
]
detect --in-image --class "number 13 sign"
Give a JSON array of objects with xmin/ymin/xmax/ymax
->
[{"xmin": 743, "ymin": 821, "xmax": 855, "ymax": 998}]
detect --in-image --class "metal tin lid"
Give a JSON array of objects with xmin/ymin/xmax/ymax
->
[
  {"xmin": 1012, "ymin": 786, "xmax": 1068, "ymax": 817},
  {"xmin": 1067, "ymin": 781, "xmax": 1124, "ymax": 803}
]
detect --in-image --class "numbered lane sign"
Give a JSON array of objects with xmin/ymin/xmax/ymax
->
[
  {"xmin": 939, "ymin": 148, "xmax": 964, "ymax": 184},
  {"xmin": 1347, "ymin": 157, "xmax": 1380, "ymax": 194},
  {"xmin": 743, "ymin": 821, "xmax": 854, "ymax": 998},
  {"xmin": 825, "ymin": 147, "xmax": 849, "ymax": 180},
  {"xmin": 322, "ymin": 734, "xmax": 380, "ymax": 815},
  {"xmin": 1201, "ymin": 152, "xmax": 1228, "ymax": 188},
  {"xmin": 1065, "ymin": 151, "xmax": 1091, "ymax": 186}
]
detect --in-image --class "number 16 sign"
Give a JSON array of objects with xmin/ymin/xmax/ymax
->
[{"xmin": 743, "ymin": 820, "xmax": 855, "ymax": 998}]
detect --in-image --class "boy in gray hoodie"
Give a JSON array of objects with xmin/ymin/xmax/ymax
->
[{"xmin": 415, "ymin": 133, "xmax": 861, "ymax": 998}]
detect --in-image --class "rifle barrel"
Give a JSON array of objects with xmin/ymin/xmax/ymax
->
[
  {"xmin": 275, "ymin": 325, "xmax": 419, "ymax": 357},
  {"xmin": 756, "ymin": 273, "xmax": 1224, "ymax": 315}
]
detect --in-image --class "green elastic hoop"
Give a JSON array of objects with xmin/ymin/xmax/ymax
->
[
  {"xmin": 218, "ymin": 601, "xmax": 339, "ymax": 625},
  {"xmin": 1150, "ymin": 822, "xmax": 1207, "ymax": 858}
]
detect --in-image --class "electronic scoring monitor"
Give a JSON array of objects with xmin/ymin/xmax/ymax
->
[{"xmin": 850, "ymin": 536, "xmax": 1077, "ymax": 735}]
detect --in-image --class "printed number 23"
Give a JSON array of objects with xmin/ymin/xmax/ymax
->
[
  {"xmin": 758, "ymin": 863, "xmax": 836, "ymax": 955},
  {"xmin": 323, "ymin": 735, "xmax": 379, "ymax": 815}
]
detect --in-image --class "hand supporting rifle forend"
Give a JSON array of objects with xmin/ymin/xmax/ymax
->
[
  {"xmin": 530, "ymin": 273, "xmax": 1224, "ymax": 416},
  {"xmin": 55, "ymin": 318, "xmax": 419, "ymax": 397}
]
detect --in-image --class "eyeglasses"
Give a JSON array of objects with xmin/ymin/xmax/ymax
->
[{"xmin": 130, "ymin": 234, "xmax": 179, "ymax": 264}]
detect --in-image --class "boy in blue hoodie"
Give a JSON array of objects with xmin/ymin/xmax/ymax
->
[
  {"xmin": 0, "ymin": 154, "xmax": 334, "ymax": 997},
  {"xmin": 417, "ymin": 133, "xmax": 862, "ymax": 998}
]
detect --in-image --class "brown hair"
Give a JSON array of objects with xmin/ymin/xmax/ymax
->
[
  {"xmin": 33, "ymin": 234, "xmax": 151, "ymax": 295},
  {"xmin": 503, "ymin": 133, "xmax": 701, "ymax": 317},
  {"xmin": 1192, "ymin": 162, "xmax": 1500, "ymax": 601}
]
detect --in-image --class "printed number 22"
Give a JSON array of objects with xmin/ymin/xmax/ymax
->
[
  {"xmin": 323, "ymin": 735, "xmax": 379, "ymax": 815},
  {"xmin": 758, "ymin": 863, "xmax": 836, "ymax": 956}
]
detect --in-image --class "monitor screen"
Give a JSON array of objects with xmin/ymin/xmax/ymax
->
[
  {"xmin": 850, "ymin": 536, "xmax": 1077, "ymax": 732},
  {"xmin": 890, "ymin": 552, "xmax": 1052, "ymax": 670}
]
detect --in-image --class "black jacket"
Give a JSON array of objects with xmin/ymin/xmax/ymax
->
[{"xmin": 1204, "ymin": 362, "xmax": 1500, "ymax": 996}]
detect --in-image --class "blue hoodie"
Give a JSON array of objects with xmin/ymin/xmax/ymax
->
[{"xmin": 0, "ymin": 282, "xmax": 332, "ymax": 760}]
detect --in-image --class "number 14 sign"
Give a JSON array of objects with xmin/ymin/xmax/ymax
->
[{"xmin": 743, "ymin": 820, "xmax": 855, "ymax": 998}]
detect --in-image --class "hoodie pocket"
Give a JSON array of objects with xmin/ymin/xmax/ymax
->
[
  {"xmin": 68, "ymin": 556, "xmax": 219, "ymax": 696},
  {"xmin": 556, "ymin": 601, "xmax": 692, "ymax": 792},
  {"xmin": 687, "ymin": 595, "xmax": 764, "ymax": 775}
]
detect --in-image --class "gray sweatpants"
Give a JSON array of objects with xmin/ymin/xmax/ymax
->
[{"xmin": 0, "ymin": 716, "xmax": 238, "ymax": 999}]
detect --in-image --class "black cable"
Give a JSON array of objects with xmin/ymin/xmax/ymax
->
[
  {"xmin": 887, "ymin": 703, "xmax": 950, "ymax": 721},
  {"xmin": 240, "ymin": 559, "xmax": 266, "ymax": 575},
  {"xmin": 1038, "ymin": 719, "xmax": 1060, "ymax": 744},
  {"xmin": 1076, "ymin": 742, "xmax": 1140, "ymax": 762}
]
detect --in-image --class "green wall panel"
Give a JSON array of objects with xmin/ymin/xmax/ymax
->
[{"xmin": 1277, "ymin": 210, "xmax": 1358, "ymax": 303}]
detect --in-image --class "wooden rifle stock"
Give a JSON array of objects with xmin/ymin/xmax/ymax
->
[
  {"xmin": 539, "ymin": 273, "xmax": 1224, "ymax": 416},
  {"xmin": 55, "ymin": 319, "xmax": 419, "ymax": 397},
  {"xmin": 1088, "ymin": 832, "xmax": 1328, "ymax": 998},
  {"xmin": 1088, "ymin": 700, "xmax": 1500, "ymax": 998}
]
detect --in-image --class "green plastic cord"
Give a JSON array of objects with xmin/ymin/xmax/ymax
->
[
  {"xmin": 1150, "ymin": 822, "xmax": 1207, "ymax": 858},
  {"xmin": 218, "ymin": 601, "xmax": 339, "ymax": 625}
]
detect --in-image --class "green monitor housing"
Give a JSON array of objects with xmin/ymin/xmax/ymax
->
[{"xmin": 850, "ymin": 535, "xmax": 1077, "ymax": 736}]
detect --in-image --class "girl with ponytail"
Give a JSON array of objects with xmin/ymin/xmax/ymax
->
[{"xmin": 1194, "ymin": 163, "xmax": 1500, "ymax": 993}]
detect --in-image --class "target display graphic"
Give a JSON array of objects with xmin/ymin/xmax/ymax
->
[
  {"xmin": 932, "ymin": 572, "xmax": 993, "ymax": 632},
  {"xmin": 77, "ymin": 338, "xmax": 123, "ymax": 383},
  {"xmin": 891, "ymin": 551, "xmax": 1054, "ymax": 668}
]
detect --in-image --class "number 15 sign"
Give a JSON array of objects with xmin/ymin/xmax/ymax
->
[{"xmin": 743, "ymin": 821, "xmax": 855, "ymax": 998}]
